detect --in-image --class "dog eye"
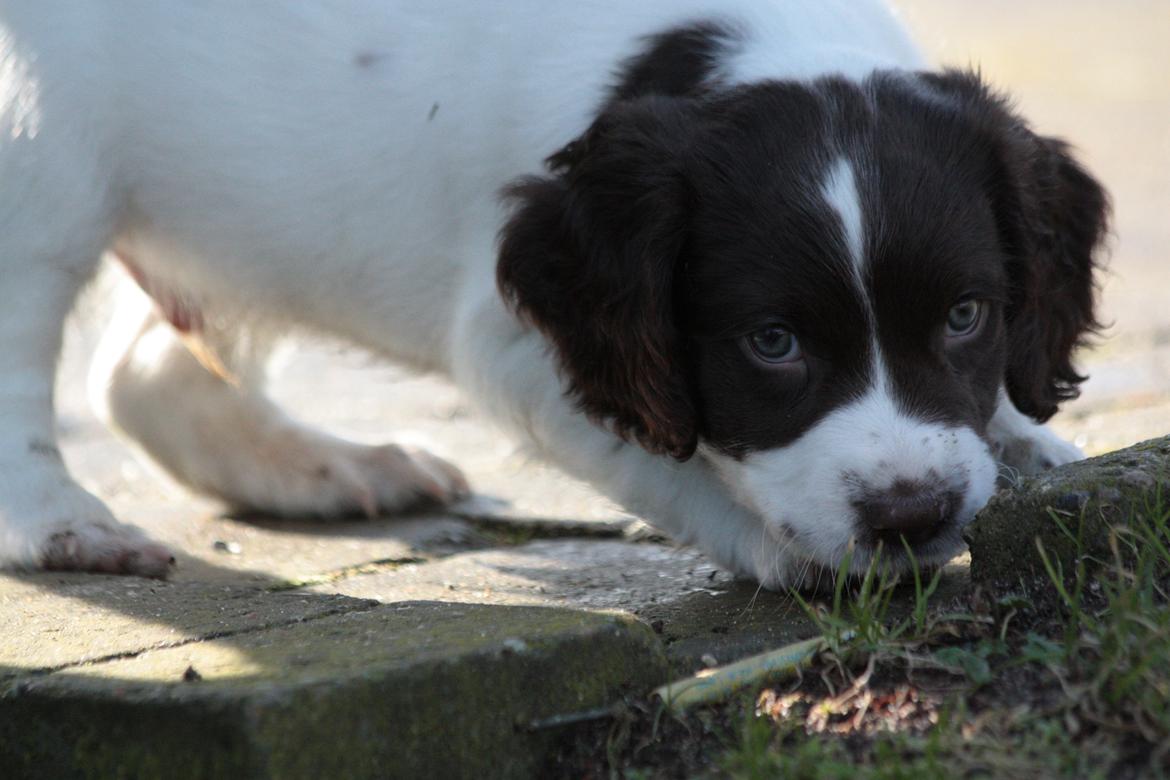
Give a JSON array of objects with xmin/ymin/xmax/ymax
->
[
  {"xmin": 945, "ymin": 300, "xmax": 983, "ymax": 338},
  {"xmin": 747, "ymin": 327, "xmax": 802, "ymax": 363}
]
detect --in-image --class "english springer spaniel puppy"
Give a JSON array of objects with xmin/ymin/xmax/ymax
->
[{"xmin": 0, "ymin": 0, "xmax": 1106, "ymax": 587}]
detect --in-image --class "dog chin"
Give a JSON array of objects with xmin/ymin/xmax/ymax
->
[
  {"xmin": 755, "ymin": 498, "xmax": 980, "ymax": 592},
  {"xmin": 724, "ymin": 463, "xmax": 995, "ymax": 590},
  {"xmin": 762, "ymin": 525, "xmax": 967, "ymax": 594}
]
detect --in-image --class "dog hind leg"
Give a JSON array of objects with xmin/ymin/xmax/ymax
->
[{"xmin": 94, "ymin": 281, "xmax": 468, "ymax": 519}]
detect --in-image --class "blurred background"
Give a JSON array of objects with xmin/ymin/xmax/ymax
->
[{"xmin": 895, "ymin": 0, "xmax": 1170, "ymax": 454}]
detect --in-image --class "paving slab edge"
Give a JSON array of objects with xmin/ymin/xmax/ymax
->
[{"xmin": 1, "ymin": 602, "xmax": 670, "ymax": 780}]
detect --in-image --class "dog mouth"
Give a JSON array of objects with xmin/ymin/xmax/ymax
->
[
  {"xmin": 767, "ymin": 512, "xmax": 969, "ymax": 592},
  {"xmin": 702, "ymin": 438, "xmax": 995, "ymax": 590},
  {"xmin": 786, "ymin": 550, "xmax": 954, "ymax": 595}
]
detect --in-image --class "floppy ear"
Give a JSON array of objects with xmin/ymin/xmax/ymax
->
[
  {"xmin": 497, "ymin": 96, "xmax": 699, "ymax": 458},
  {"xmin": 922, "ymin": 70, "xmax": 1109, "ymax": 422},
  {"xmin": 998, "ymin": 134, "xmax": 1108, "ymax": 421}
]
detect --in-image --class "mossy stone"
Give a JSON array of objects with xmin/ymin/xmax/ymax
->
[
  {"xmin": 0, "ymin": 602, "xmax": 668, "ymax": 779},
  {"xmin": 966, "ymin": 435, "xmax": 1170, "ymax": 594}
]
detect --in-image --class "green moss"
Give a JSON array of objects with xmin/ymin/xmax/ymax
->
[{"xmin": 967, "ymin": 435, "xmax": 1170, "ymax": 593}]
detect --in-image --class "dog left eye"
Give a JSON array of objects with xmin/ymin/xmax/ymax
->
[{"xmin": 945, "ymin": 300, "xmax": 983, "ymax": 338}]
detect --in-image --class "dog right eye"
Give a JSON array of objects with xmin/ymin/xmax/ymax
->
[
  {"xmin": 945, "ymin": 299, "xmax": 984, "ymax": 339},
  {"xmin": 747, "ymin": 327, "xmax": 802, "ymax": 364}
]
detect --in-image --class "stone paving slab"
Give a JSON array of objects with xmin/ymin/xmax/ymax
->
[
  {"xmin": 113, "ymin": 500, "xmax": 481, "ymax": 588},
  {"xmin": 309, "ymin": 539, "xmax": 971, "ymax": 674},
  {"xmin": 312, "ymin": 541, "xmax": 732, "ymax": 611},
  {"xmin": 1, "ymin": 603, "xmax": 667, "ymax": 780},
  {"xmin": 308, "ymin": 540, "xmax": 818, "ymax": 672},
  {"xmin": 0, "ymin": 574, "xmax": 375, "ymax": 680}
]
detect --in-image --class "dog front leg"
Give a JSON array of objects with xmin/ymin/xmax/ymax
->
[
  {"xmin": 452, "ymin": 302, "xmax": 798, "ymax": 588},
  {"xmin": 986, "ymin": 388, "xmax": 1084, "ymax": 483},
  {"xmin": 0, "ymin": 260, "xmax": 173, "ymax": 577}
]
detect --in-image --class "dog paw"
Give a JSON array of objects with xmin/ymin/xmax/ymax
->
[
  {"xmin": 40, "ymin": 521, "xmax": 176, "ymax": 578},
  {"xmin": 995, "ymin": 429, "xmax": 1083, "ymax": 478},
  {"xmin": 0, "ymin": 471, "xmax": 175, "ymax": 578},
  {"xmin": 987, "ymin": 394, "xmax": 1084, "ymax": 483},
  {"xmin": 217, "ymin": 437, "xmax": 470, "ymax": 518},
  {"xmin": 354, "ymin": 443, "xmax": 471, "ymax": 513}
]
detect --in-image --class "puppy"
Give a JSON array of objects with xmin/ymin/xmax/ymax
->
[{"xmin": 0, "ymin": 0, "xmax": 1106, "ymax": 587}]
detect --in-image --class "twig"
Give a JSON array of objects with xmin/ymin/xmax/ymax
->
[{"xmin": 652, "ymin": 632, "xmax": 854, "ymax": 712}]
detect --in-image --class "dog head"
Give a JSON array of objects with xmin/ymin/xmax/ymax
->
[{"xmin": 497, "ymin": 69, "xmax": 1107, "ymax": 577}]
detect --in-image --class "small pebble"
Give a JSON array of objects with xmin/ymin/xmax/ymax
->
[
  {"xmin": 213, "ymin": 540, "xmax": 242, "ymax": 555},
  {"xmin": 1052, "ymin": 491, "xmax": 1090, "ymax": 512},
  {"xmin": 1119, "ymin": 470, "xmax": 1155, "ymax": 490},
  {"xmin": 1097, "ymin": 487, "xmax": 1123, "ymax": 504},
  {"xmin": 701, "ymin": 654, "xmax": 719, "ymax": 668},
  {"xmin": 182, "ymin": 666, "xmax": 202, "ymax": 683},
  {"xmin": 502, "ymin": 638, "xmax": 529, "ymax": 654}
]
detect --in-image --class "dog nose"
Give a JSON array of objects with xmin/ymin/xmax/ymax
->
[{"xmin": 856, "ymin": 480, "xmax": 958, "ymax": 546}]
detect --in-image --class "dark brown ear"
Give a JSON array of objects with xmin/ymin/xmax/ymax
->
[
  {"xmin": 497, "ymin": 97, "xmax": 699, "ymax": 458},
  {"xmin": 999, "ymin": 134, "xmax": 1108, "ymax": 421},
  {"xmin": 921, "ymin": 70, "xmax": 1109, "ymax": 422}
]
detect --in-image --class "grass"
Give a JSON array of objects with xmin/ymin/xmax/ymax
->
[
  {"xmin": 547, "ymin": 495, "xmax": 1170, "ymax": 778},
  {"xmin": 1034, "ymin": 495, "xmax": 1170, "ymax": 748},
  {"xmin": 717, "ymin": 496, "xmax": 1170, "ymax": 779}
]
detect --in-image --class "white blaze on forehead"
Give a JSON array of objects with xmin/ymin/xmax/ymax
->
[
  {"xmin": 820, "ymin": 157, "xmax": 865, "ymax": 275},
  {"xmin": 821, "ymin": 155, "xmax": 893, "ymax": 391}
]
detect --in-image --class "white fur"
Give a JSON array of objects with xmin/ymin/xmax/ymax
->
[
  {"xmin": 703, "ymin": 383, "xmax": 1001, "ymax": 579},
  {"xmin": 987, "ymin": 389, "xmax": 1085, "ymax": 483},
  {"xmin": 821, "ymin": 157, "xmax": 868, "ymax": 277},
  {"xmin": 0, "ymin": 0, "xmax": 1074, "ymax": 584},
  {"xmin": 821, "ymin": 155, "xmax": 891, "ymax": 383}
]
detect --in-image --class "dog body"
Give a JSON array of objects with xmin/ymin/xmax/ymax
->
[{"xmin": 0, "ymin": 0, "xmax": 1104, "ymax": 584}]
